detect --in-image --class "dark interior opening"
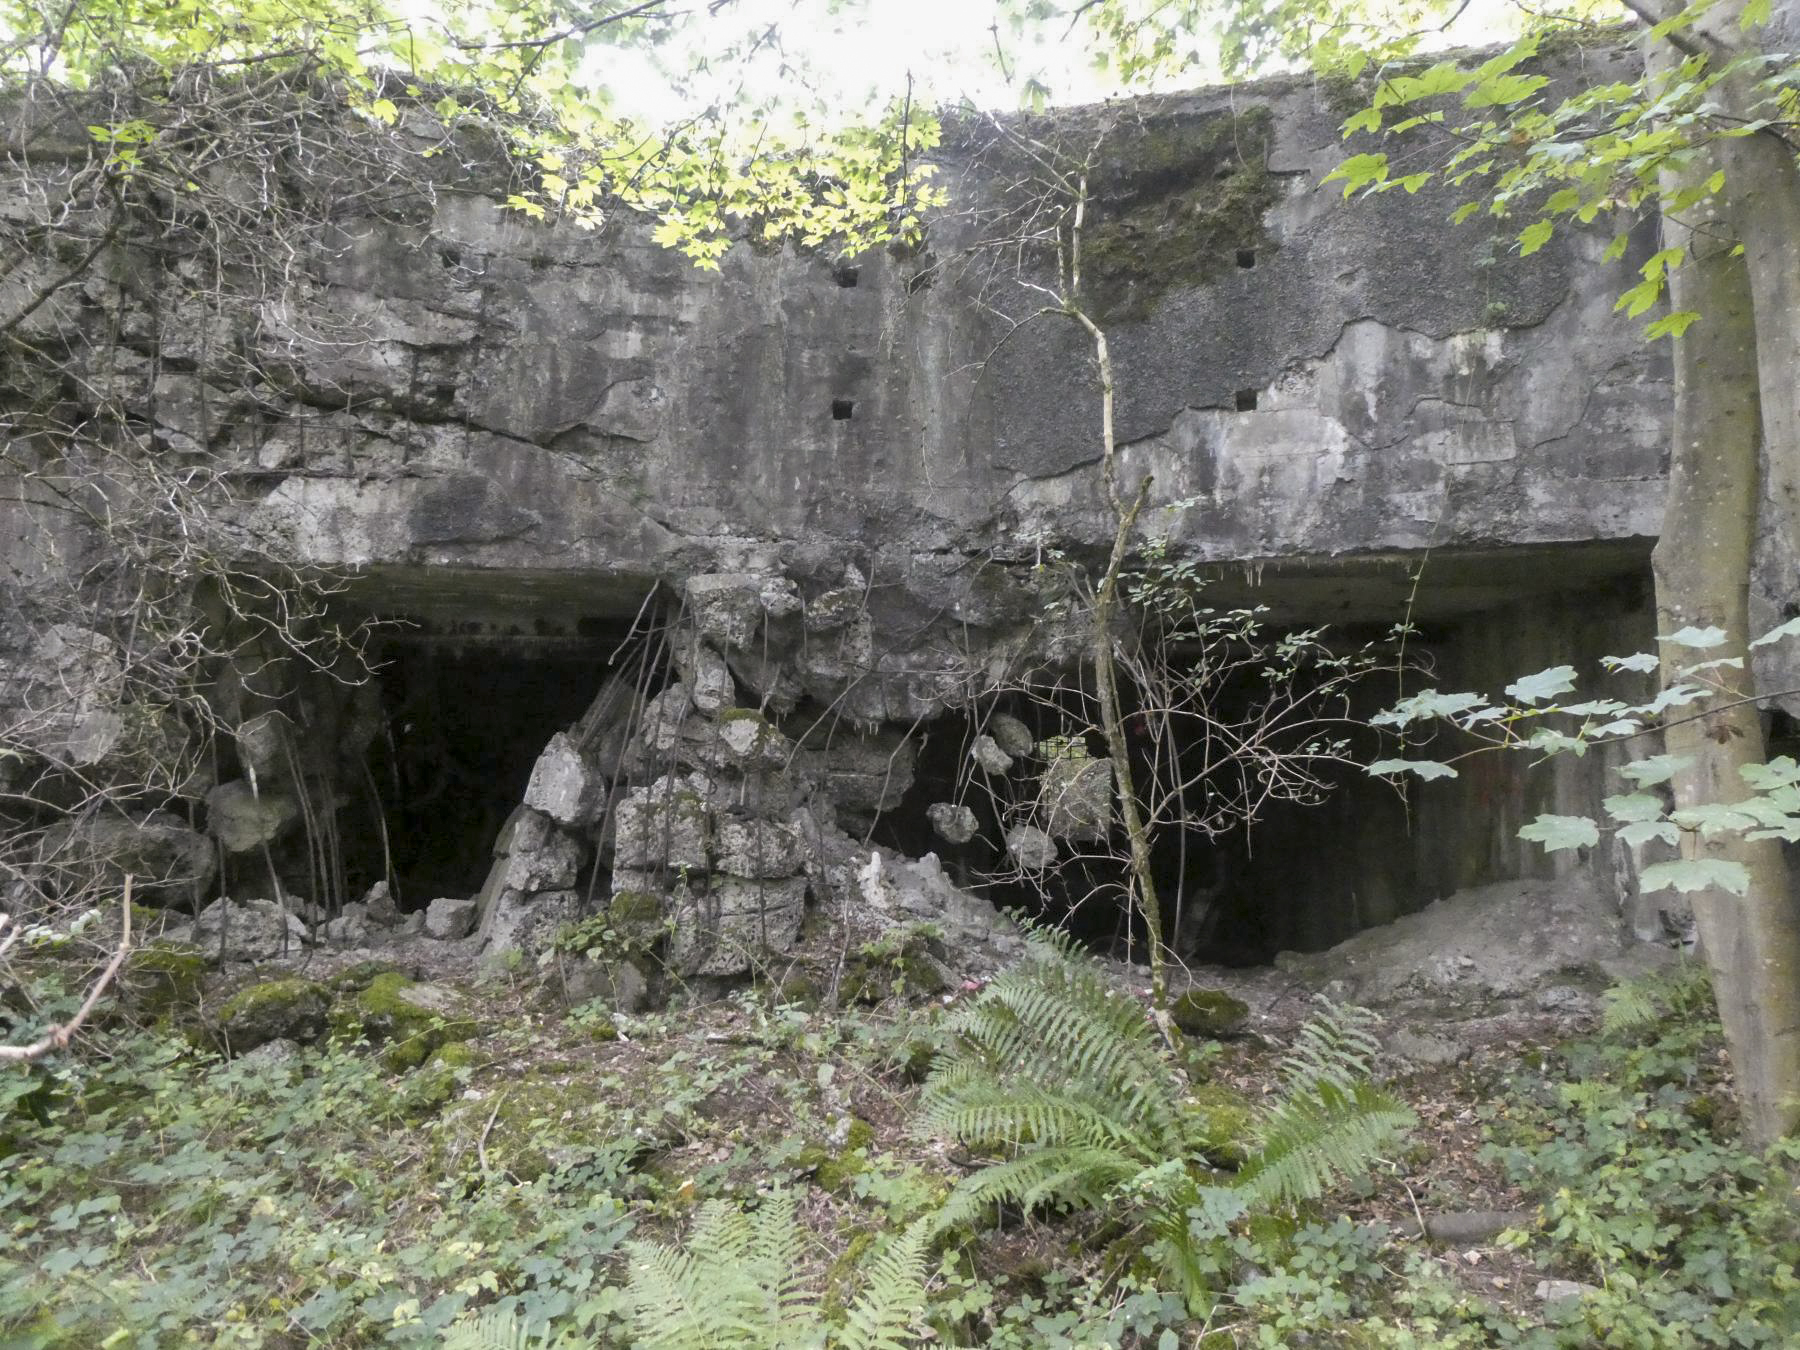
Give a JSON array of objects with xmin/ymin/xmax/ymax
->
[
  {"xmin": 1234, "ymin": 388, "xmax": 1259, "ymax": 412},
  {"xmin": 1236, "ymin": 248, "xmax": 1256, "ymax": 269},
  {"xmin": 832, "ymin": 399, "xmax": 855, "ymax": 421},
  {"xmin": 362, "ymin": 628, "xmax": 642, "ymax": 906},
  {"xmin": 833, "ymin": 264, "xmax": 860, "ymax": 288}
]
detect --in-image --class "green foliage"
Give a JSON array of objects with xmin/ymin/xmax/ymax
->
[
  {"xmin": 1368, "ymin": 615, "xmax": 1800, "ymax": 898},
  {"xmin": 915, "ymin": 930, "xmax": 1412, "ymax": 1306},
  {"xmin": 623, "ymin": 1191, "xmax": 928, "ymax": 1349},
  {"xmin": 0, "ymin": 1031, "xmax": 635, "ymax": 1344},
  {"xmin": 1, "ymin": 0, "xmax": 944, "ymax": 268},
  {"xmin": 440, "ymin": 1308, "xmax": 551, "ymax": 1349},
  {"xmin": 1481, "ymin": 968, "xmax": 1800, "ymax": 1347}
]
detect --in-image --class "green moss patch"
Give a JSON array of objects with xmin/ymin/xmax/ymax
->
[
  {"xmin": 120, "ymin": 942, "xmax": 208, "ymax": 1020},
  {"xmin": 333, "ymin": 972, "xmax": 480, "ymax": 1071},
  {"xmin": 214, "ymin": 977, "xmax": 332, "ymax": 1053},
  {"xmin": 1171, "ymin": 988, "xmax": 1251, "ymax": 1039},
  {"xmin": 1077, "ymin": 107, "xmax": 1278, "ymax": 324}
]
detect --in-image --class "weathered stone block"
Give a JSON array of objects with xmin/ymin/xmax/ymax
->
[
  {"xmin": 668, "ymin": 876, "xmax": 806, "ymax": 976},
  {"xmin": 206, "ymin": 780, "xmax": 299, "ymax": 853},
  {"xmin": 613, "ymin": 786, "xmax": 708, "ymax": 871},
  {"xmin": 425, "ymin": 896, "xmax": 478, "ymax": 939},
  {"xmin": 714, "ymin": 818, "xmax": 804, "ymax": 878}
]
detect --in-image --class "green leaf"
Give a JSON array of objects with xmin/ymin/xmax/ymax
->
[
  {"xmin": 1325, "ymin": 153, "xmax": 1390, "ymax": 197},
  {"xmin": 1740, "ymin": 757, "xmax": 1800, "ymax": 790},
  {"xmin": 1619, "ymin": 754, "xmax": 1692, "ymax": 787},
  {"xmin": 1604, "ymin": 793, "xmax": 1666, "ymax": 824},
  {"xmin": 1371, "ymin": 689, "xmax": 1493, "ymax": 728},
  {"xmin": 1341, "ymin": 107, "xmax": 1382, "ymax": 137},
  {"xmin": 1602, "ymin": 651, "xmax": 1660, "ymax": 673},
  {"xmin": 1619, "ymin": 820, "xmax": 1680, "ymax": 848},
  {"xmin": 1670, "ymin": 802, "xmax": 1761, "ymax": 837},
  {"xmin": 1520, "ymin": 815, "xmax": 1600, "ymax": 851},
  {"xmin": 1750, "ymin": 617, "xmax": 1800, "ymax": 648},
  {"xmin": 1505, "ymin": 665, "xmax": 1577, "ymax": 705},
  {"xmin": 1741, "ymin": 0, "xmax": 1771, "ymax": 27},
  {"xmin": 1660, "ymin": 625, "xmax": 1728, "ymax": 649},
  {"xmin": 1366, "ymin": 758, "xmax": 1458, "ymax": 781},
  {"xmin": 1601, "ymin": 232, "xmax": 1631, "ymax": 263},
  {"xmin": 1518, "ymin": 220, "xmax": 1554, "ymax": 256},
  {"xmin": 1645, "ymin": 310, "xmax": 1700, "ymax": 340},
  {"xmin": 1638, "ymin": 859, "xmax": 1751, "ymax": 896}
]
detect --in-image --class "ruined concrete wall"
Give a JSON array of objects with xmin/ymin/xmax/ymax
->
[
  {"xmin": 2, "ymin": 44, "xmax": 1681, "ymax": 958},
  {"xmin": 76, "ymin": 48, "xmax": 1655, "ymax": 638}
]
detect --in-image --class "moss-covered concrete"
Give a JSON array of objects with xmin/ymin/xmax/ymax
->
[
  {"xmin": 215, "ymin": 977, "xmax": 332, "ymax": 1052},
  {"xmin": 1171, "ymin": 988, "xmax": 1251, "ymax": 1039},
  {"xmin": 333, "ymin": 972, "xmax": 480, "ymax": 1071},
  {"xmin": 121, "ymin": 942, "xmax": 208, "ymax": 1020},
  {"xmin": 1078, "ymin": 107, "xmax": 1278, "ymax": 324}
]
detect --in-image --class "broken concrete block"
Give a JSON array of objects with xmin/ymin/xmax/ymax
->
[
  {"xmin": 613, "ymin": 785, "xmax": 708, "ymax": 871},
  {"xmin": 425, "ymin": 896, "xmax": 478, "ymax": 939},
  {"xmin": 523, "ymin": 731, "xmax": 605, "ymax": 827},
  {"xmin": 205, "ymin": 780, "xmax": 298, "ymax": 853},
  {"xmin": 483, "ymin": 888, "xmax": 580, "ymax": 959},
  {"xmin": 970, "ymin": 735, "xmax": 1013, "ymax": 776},
  {"xmin": 927, "ymin": 802, "xmax": 978, "ymax": 845},
  {"xmin": 502, "ymin": 829, "xmax": 584, "ymax": 892},
  {"xmin": 684, "ymin": 573, "xmax": 766, "ymax": 649},
  {"xmin": 165, "ymin": 897, "xmax": 307, "ymax": 962},
  {"xmin": 713, "ymin": 818, "xmax": 805, "ymax": 878},
  {"xmin": 669, "ymin": 876, "xmax": 806, "ymax": 976},
  {"xmin": 675, "ymin": 640, "xmax": 737, "ymax": 715},
  {"xmin": 989, "ymin": 713, "xmax": 1035, "ymax": 758},
  {"xmin": 641, "ymin": 682, "xmax": 693, "ymax": 754},
  {"xmin": 1006, "ymin": 825, "xmax": 1057, "ymax": 870},
  {"xmin": 1041, "ymin": 754, "xmax": 1112, "ymax": 843}
]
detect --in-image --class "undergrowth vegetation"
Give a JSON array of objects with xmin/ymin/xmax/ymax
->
[{"xmin": 3, "ymin": 936, "xmax": 1795, "ymax": 1347}]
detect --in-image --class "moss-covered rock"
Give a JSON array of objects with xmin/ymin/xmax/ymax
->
[
  {"xmin": 333, "ymin": 972, "xmax": 480, "ymax": 1070},
  {"xmin": 1181, "ymin": 1083, "xmax": 1254, "ymax": 1165},
  {"xmin": 121, "ymin": 941, "xmax": 208, "ymax": 1020},
  {"xmin": 328, "ymin": 960, "xmax": 404, "ymax": 993},
  {"xmin": 214, "ymin": 977, "xmax": 332, "ymax": 1053},
  {"xmin": 607, "ymin": 890, "xmax": 665, "ymax": 944},
  {"xmin": 795, "ymin": 1118, "xmax": 876, "ymax": 1192},
  {"xmin": 840, "ymin": 932, "xmax": 950, "ymax": 1004},
  {"xmin": 1171, "ymin": 988, "xmax": 1250, "ymax": 1039},
  {"xmin": 397, "ymin": 1042, "xmax": 480, "ymax": 1118},
  {"xmin": 439, "ymin": 1071, "xmax": 649, "ymax": 1182}
]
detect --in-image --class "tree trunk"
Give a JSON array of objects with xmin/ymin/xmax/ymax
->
[{"xmin": 1652, "ymin": 127, "xmax": 1800, "ymax": 1145}]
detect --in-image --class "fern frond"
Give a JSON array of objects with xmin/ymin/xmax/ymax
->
[
  {"xmin": 1276, "ymin": 998, "xmax": 1383, "ymax": 1098},
  {"xmin": 927, "ymin": 937, "xmax": 1184, "ymax": 1147},
  {"xmin": 916, "ymin": 1078, "xmax": 1164, "ymax": 1156},
  {"xmin": 933, "ymin": 1143, "xmax": 1141, "ymax": 1232},
  {"xmin": 1235, "ymin": 1078, "xmax": 1414, "ymax": 1210},
  {"xmin": 749, "ymin": 1190, "xmax": 813, "ymax": 1327},
  {"xmin": 440, "ymin": 1308, "xmax": 546, "ymax": 1350},
  {"xmin": 836, "ymin": 1221, "xmax": 930, "ymax": 1350}
]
